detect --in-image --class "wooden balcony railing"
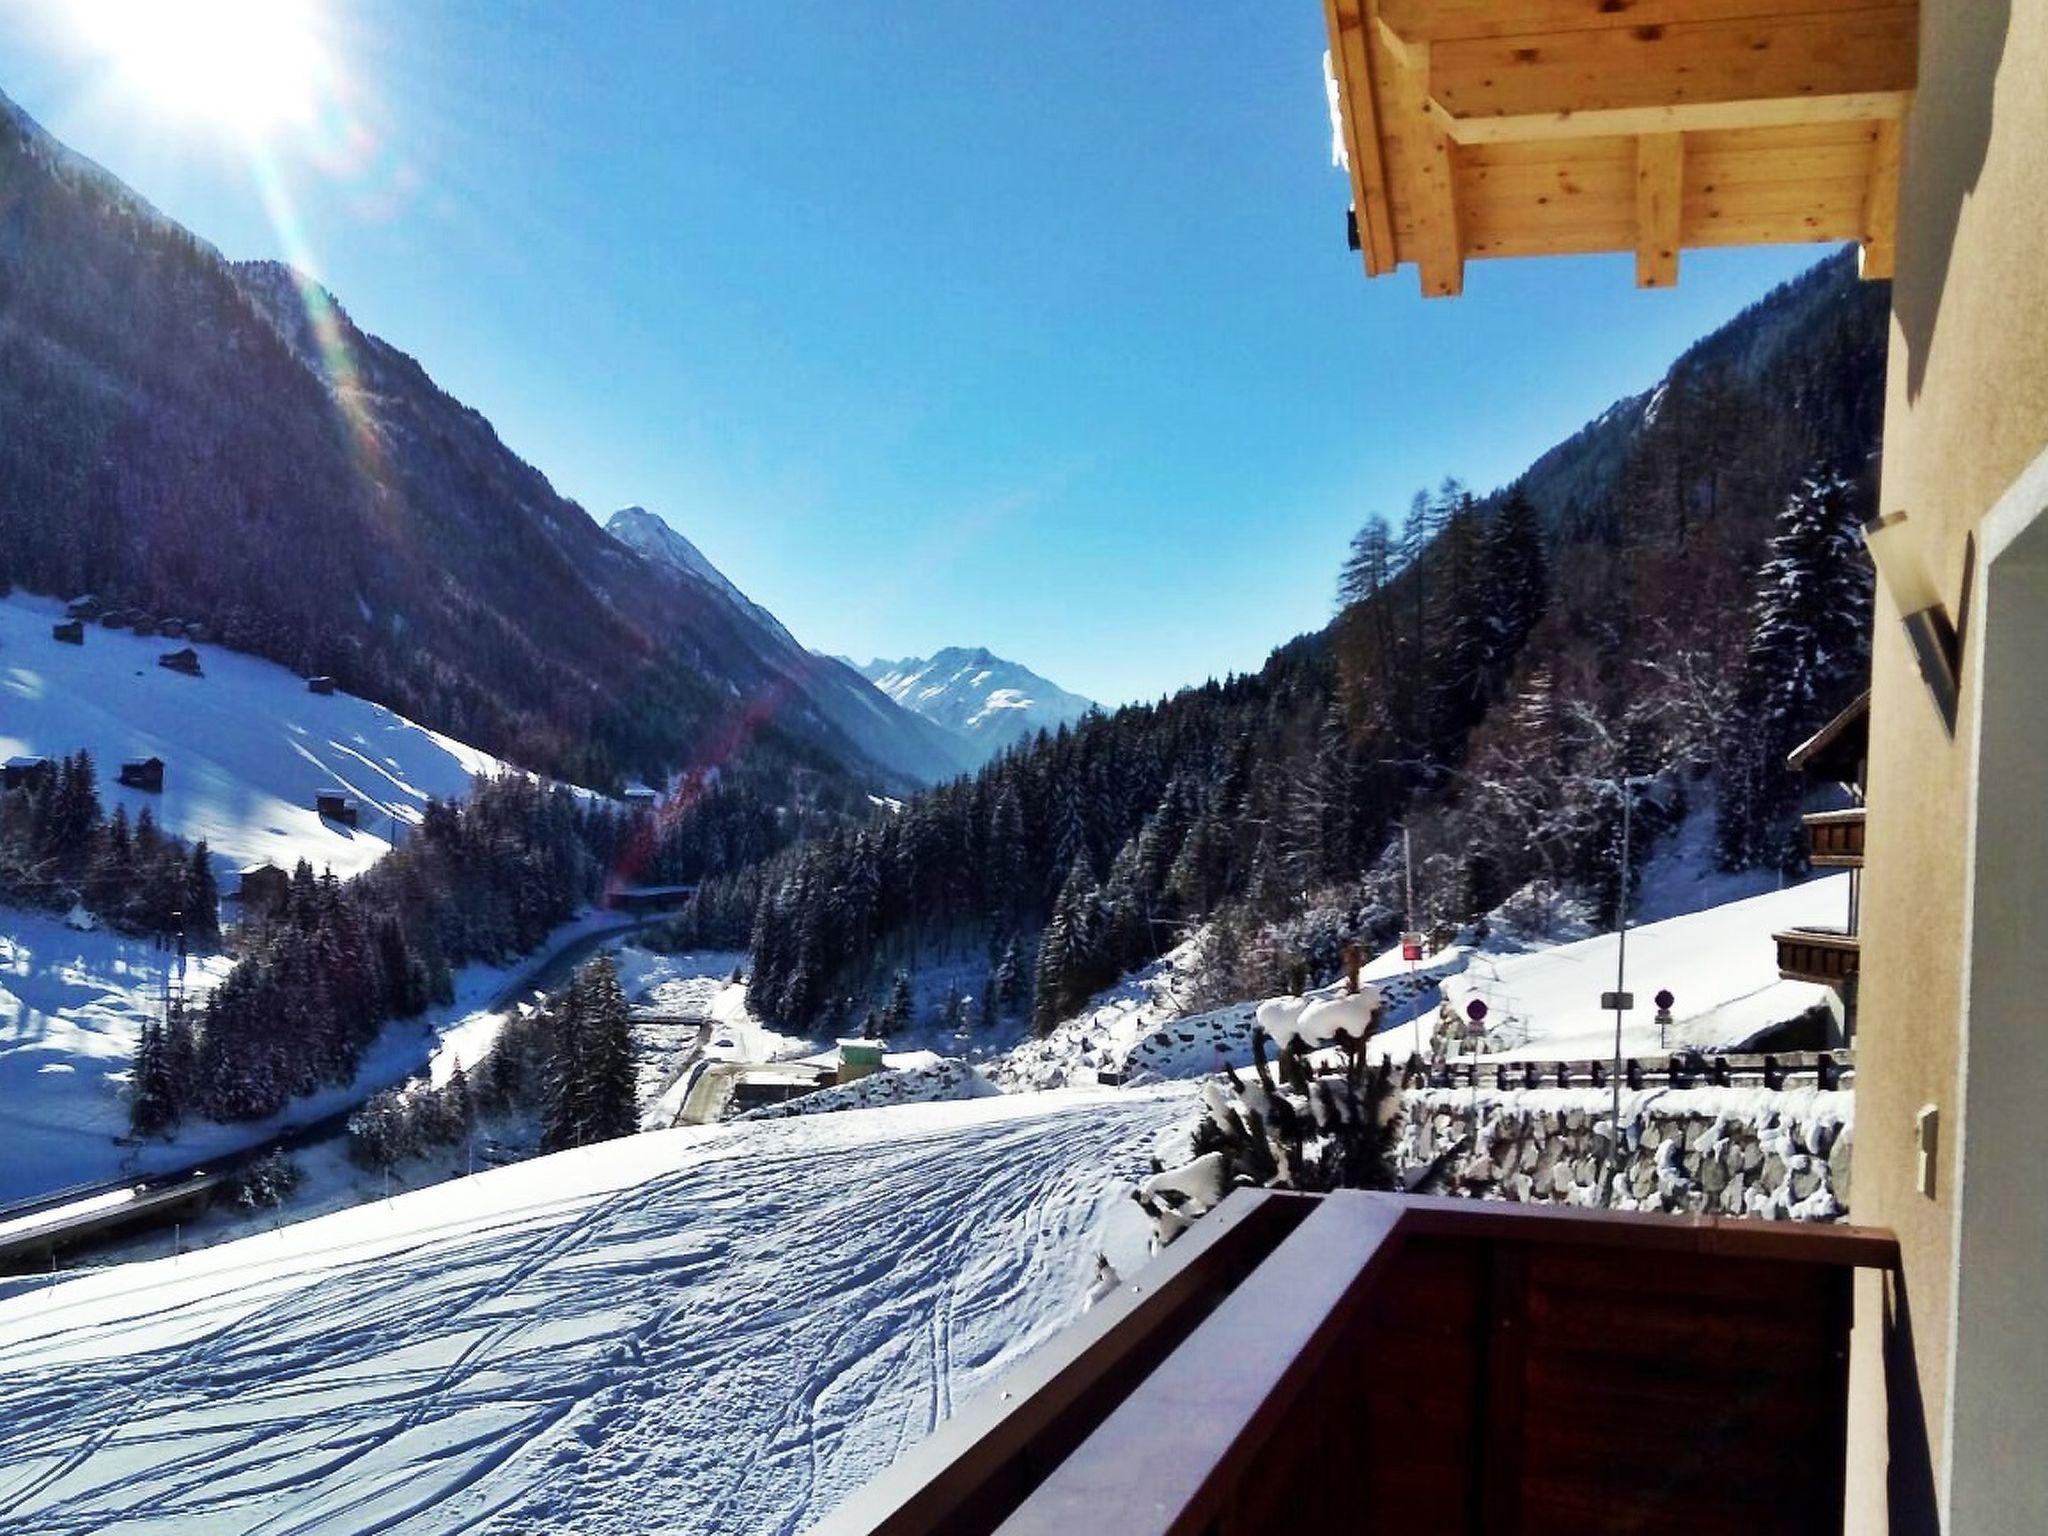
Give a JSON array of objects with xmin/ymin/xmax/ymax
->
[
  {"xmin": 815, "ymin": 1190, "xmax": 1898, "ymax": 1536},
  {"xmin": 1776, "ymin": 925, "xmax": 1862, "ymax": 987},
  {"xmin": 1805, "ymin": 807, "xmax": 1867, "ymax": 868}
]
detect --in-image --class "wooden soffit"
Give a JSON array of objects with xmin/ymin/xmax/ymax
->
[{"xmin": 1321, "ymin": 0, "xmax": 1916, "ymax": 295}]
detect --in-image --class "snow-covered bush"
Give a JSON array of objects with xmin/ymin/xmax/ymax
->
[
  {"xmin": 229, "ymin": 1150, "xmax": 303, "ymax": 1210},
  {"xmin": 1489, "ymin": 880, "xmax": 1595, "ymax": 946},
  {"xmin": 1137, "ymin": 1019, "xmax": 1420, "ymax": 1253}
]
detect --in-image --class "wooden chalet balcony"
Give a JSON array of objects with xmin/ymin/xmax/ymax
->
[
  {"xmin": 1806, "ymin": 806, "xmax": 1867, "ymax": 868},
  {"xmin": 1321, "ymin": 0, "xmax": 1916, "ymax": 295},
  {"xmin": 1776, "ymin": 924, "xmax": 1861, "ymax": 987},
  {"xmin": 816, "ymin": 1190, "xmax": 1897, "ymax": 1536}
]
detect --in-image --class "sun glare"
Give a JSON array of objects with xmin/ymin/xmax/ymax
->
[{"xmin": 72, "ymin": 0, "xmax": 329, "ymax": 135}]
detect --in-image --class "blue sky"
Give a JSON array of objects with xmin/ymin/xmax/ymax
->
[{"xmin": 0, "ymin": 2, "xmax": 1830, "ymax": 705}]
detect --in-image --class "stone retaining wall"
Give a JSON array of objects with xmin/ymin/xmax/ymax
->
[{"xmin": 1397, "ymin": 1083, "xmax": 1855, "ymax": 1221}]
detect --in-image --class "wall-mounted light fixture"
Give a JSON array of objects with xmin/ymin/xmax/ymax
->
[{"xmin": 1863, "ymin": 508, "xmax": 1961, "ymax": 731}]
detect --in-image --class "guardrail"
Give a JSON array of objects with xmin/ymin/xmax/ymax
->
[{"xmin": 1400, "ymin": 1048, "xmax": 1854, "ymax": 1094}]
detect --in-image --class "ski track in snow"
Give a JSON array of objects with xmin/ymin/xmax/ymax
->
[{"xmin": 0, "ymin": 1088, "xmax": 1189, "ymax": 1536}]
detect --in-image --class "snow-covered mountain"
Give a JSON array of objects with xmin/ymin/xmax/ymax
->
[
  {"xmin": 856, "ymin": 648, "xmax": 1094, "ymax": 763},
  {"xmin": 0, "ymin": 88, "xmax": 964, "ymax": 794},
  {"xmin": 602, "ymin": 508, "xmax": 975, "ymax": 783},
  {"xmin": 606, "ymin": 506, "xmax": 795, "ymax": 647}
]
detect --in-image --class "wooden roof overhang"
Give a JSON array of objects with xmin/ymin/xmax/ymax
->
[{"xmin": 1321, "ymin": 0, "xmax": 1917, "ymax": 295}]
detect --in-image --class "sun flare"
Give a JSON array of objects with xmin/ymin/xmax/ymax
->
[{"xmin": 71, "ymin": 0, "xmax": 330, "ymax": 135}]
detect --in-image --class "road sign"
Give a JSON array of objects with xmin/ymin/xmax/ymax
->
[
  {"xmin": 1600, "ymin": 990, "xmax": 1635, "ymax": 1012},
  {"xmin": 1654, "ymin": 988, "xmax": 1675, "ymax": 1012},
  {"xmin": 1465, "ymin": 998, "xmax": 1489, "ymax": 1023},
  {"xmin": 1401, "ymin": 930, "xmax": 1424, "ymax": 962}
]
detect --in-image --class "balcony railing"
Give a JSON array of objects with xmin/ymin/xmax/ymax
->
[
  {"xmin": 1805, "ymin": 807, "xmax": 1868, "ymax": 868},
  {"xmin": 816, "ymin": 1189, "xmax": 1897, "ymax": 1536},
  {"xmin": 1776, "ymin": 925, "xmax": 1862, "ymax": 987}
]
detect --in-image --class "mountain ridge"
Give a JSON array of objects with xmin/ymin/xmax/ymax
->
[
  {"xmin": 0, "ymin": 88, "xmax": 963, "ymax": 793},
  {"xmin": 854, "ymin": 647, "xmax": 1095, "ymax": 763}
]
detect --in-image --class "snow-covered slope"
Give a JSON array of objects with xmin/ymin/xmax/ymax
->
[
  {"xmin": 0, "ymin": 1086, "xmax": 1190, "ymax": 1535},
  {"xmin": 0, "ymin": 907, "xmax": 235, "ymax": 1203},
  {"xmin": 0, "ymin": 590, "xmax": 549, "ymax": 882},
  {"xmin": 1425, "ymin": 875, "xmax": 1847, "ymax": 1061},
  {"xmin": 994, "ymin": 875, "xmax": 1845, "ymax": 1094},
  {"xmin": 857, "ymin": 648, "xmax": 1093, "ymax": 763}
]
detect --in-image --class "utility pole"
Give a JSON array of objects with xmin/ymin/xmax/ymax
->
[{"xmin": 1602, "ymin": 779, "xmax": 1634, "ymax": 1207}]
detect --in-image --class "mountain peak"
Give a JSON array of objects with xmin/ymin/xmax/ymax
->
[
  {"xmin": 857, "ymin": 650, "xmax": 1093, "ymax": 764},
  {"xmin": 606, "ymin": 507, "xmax": 744, "ymax": 605}
]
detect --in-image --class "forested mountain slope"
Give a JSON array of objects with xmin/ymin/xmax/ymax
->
[
  {"xmin": 0, "ymin": 90, "xmax": 958, "ymax": 794},
  {"xmin": 673, "ymin": 251, "xmax": 1886, "ymax": 1034}
]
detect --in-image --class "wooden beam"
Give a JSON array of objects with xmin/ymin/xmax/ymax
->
[
  {"xmin": 1380, "ymin": 0, "xmax": 1911, "ymax": 44},
  {"xmin": 1380, "ymin": 28, "xmax": 1465, "ymax": 297},
  {"xmin": 1430, "ymin": 89, "xmax": 1911, "ymax": 145},
  {"xmin": 1323, "ymin": 0, "xmax": 1397, "ymax": 275},
  {"xmin": 1635, "ymin": 132, "xmax": 1683, "ymax": 286},
  {"xmin": 1860, "ymin": 116, "xmax": 1903, "ymax": 279},
  {"xmin": 1429, "ymin": 9, "xmax": 1918, "ymax": 123}
]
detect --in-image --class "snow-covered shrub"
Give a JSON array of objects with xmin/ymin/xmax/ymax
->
[
  {"xmin": 1138, "ymin": 1019, "xmax": 1423, "ymax": 1253},
  {"xmin": 1489, "ymin": 880, "xmax": 1595, "ymax": 946},
  {"xmin": 229, "ymin": 1150, "xmax": 302, "ymax": 1210}
]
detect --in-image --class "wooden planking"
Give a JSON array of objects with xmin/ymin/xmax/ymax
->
[
  {"xmin": 1457, "ymin": 135, "xmax": 1636, "ymax": 257},
  {"xmin": 1429, "ymin": 8, "xmax": 1918, "ymax": 122},
  {"xmin": 1431, "ymin": 88, "xmax": 1909, "ymax": 145},
  {"xmin": 1636, "ymin": 132, "xmax": 1684, "ymax": 285},
  {"xmin": 1861, "ymin": 115, "xmax": 1903, "ymax": 278},
  {"xmin": 1322, "ymin": 0, "xmax": 1917, "ymax": 289},
  {"xmin": 1379, "ymin": 0, "xmax": 1910, "ymax": 44},
  {"xmin": 1323, "ymin": 0, "xmax": 1397, "ymax": 274},
  {"xmin": 1454, "ymin": 122, "xmax": 1870, "ymax": 261},
  {"xmin": 1375, "ymin": 18, "xmax": 1465, "ymax": 296}
]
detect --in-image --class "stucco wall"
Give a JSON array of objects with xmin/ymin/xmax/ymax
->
[{"xmin": 1849, "ymin": 0, "xmax": 2048, "ymax": 1528}]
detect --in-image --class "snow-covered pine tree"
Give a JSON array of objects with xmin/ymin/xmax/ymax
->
[
  {"xmin": 1715, "ymin": 471, "xmax": 1873, "ymax": 870},
  {"xmin": 879, "ymin": 970, "xmax": 914, "ymax": 1037},
  {"xmin": 576, "ymin": 956, "xmax": 639, "ymax": 1143},
  {"xmin": 128, "ymin": 1019, "xmax": 178, "ymax": 1138}
]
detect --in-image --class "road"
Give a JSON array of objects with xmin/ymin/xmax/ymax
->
[{"xmin": 0, "ymin": 914, "xmax": 673, "ymax": 1269}]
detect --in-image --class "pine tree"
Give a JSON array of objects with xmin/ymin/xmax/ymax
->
[
  {"xmin": 880, "ymin": 971, "xmax": 914, "ymax": 1037},
  {"xmin": 576, "ymin": 956, "xmax": 639, "ymax": 1143},
  {"xmin": 128, "ymin": 1020, "xmax": 179, "ymax": 1137},
  {"xmin": 1715, "ymin": 471, "xmax": 1872, "ymax": 869},
  {"xmin": 1482, "ymin": 485, "xmax": 1549, "ymax": 687}
]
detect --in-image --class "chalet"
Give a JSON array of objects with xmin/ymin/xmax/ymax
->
[
  {"xmin": 129, "ymin": 617, "xmax": 157, "ymax": 638},
  {"xmin": 234, "ymin": 862, "xmax": 289, "ymax": 910},
  {"xmin": 831, "ymin": 3, "xmax": 2048, "ymax": 1530},
  {"xmin": 2, "ymin": 756, "xmax": 52, "ymax": 791},
  {"xmin": 622, "ymin": 783, "xmax": 660, "ymax": 810},
  {"xmin": 63, "ymin": 594, "xmax": 98, "ymax": 619},
  {"xmin": 157, "ymin": 646, "xmax": 202, "ymax": 676},
  {"xmin": 98, "ymin": 611, "xmax": 127, "ymax": 629},
  {"xmin": 306, "ymin": 675, "xmax": 337, "ymax": 696},
  {"xmin": 1775, "ymin": 693, "xmax": 1870, "ymax": 1034},
  {"xmin": 117, "ymin": 756, "xmax": 164, "ymax": 793},
  {"xmin": 315, "ymin": 791, "xmax": 360, "ymax": 827},
  {"xmin": 51, "ymin": 619, "xmax": 83, "ymax": 645}
]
